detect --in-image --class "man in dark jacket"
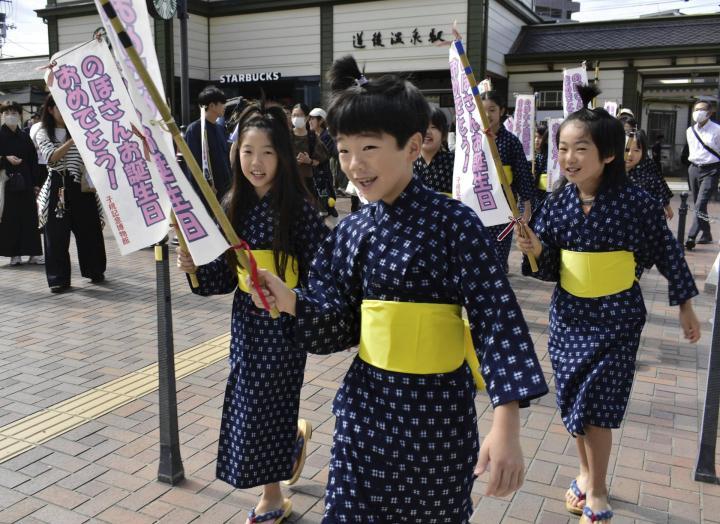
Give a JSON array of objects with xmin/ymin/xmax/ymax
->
[{"xmin": 183, "ymin": 86, "xmax": 232, "ymax": 203}]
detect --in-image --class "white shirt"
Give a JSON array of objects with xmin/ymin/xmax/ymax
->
[
  {"xmin": 29, "ymin": 121, "xmax": 47, "ymax": 165},
  {"xmin": 686, "ymin": 119, "xmax": 720, "ymax": 166}
]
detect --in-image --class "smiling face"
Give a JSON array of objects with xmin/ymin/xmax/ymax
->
[
  {"xmin": 558, "ymin": 121, "xmax": 614, "ymax": 191},
  {"xmin": 625, "ymin": 138, "xmax": 643, "ymax": 171},
  {"xmin": 337, "ymin": 131, "xmax": 421, "ymax": 204},
  {"xmin": 421, "ymin": 123, "xmax": 443, "ymax": 155},
  {"xmin": 238, "ymin": 128, "xmax": 278, "ymax": 198}
]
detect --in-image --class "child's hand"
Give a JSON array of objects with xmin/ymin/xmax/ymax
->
[
  {"xmin": 475, "ymin": 402, "xmax": 525, "ymax": 497},
  {"xmin": 679, "ymin": 301, "xmax": 701, "ymax": 343},
  {"xmin": 176, "ymin": 247, "xmax": 197, "ymax": 274},
  {"xmin": 247, "ymin": 269, "xmax": 297, "ymax": 315},
  {"xmin": 664, "ymin": 205, "xmax": 674, "ymax": 220},
  {"xmin": 514, "ymin": 224, "xmax": 542, "ymax": 259}
]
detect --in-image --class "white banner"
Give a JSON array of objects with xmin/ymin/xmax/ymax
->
[
  {"xmin": 562, "ymin": 65, "xmax": 588, "ymax": 118},
  {"xmin": 513, "ymin": 94, "xmax": 535, "ymax": 161},
  {"xmin": 449, "ymin": 43, "xmax": 512, "ymax": 227},
  {"xmin": 546, "ymin": 118, "xmax": 564, "ymax": 193},
  {"xmin": 503, "ymin": 116, "xmax": 515, "ymax": 133},
  {"xmin": 95, "ymin": 0, "xmax": 229, "ymax": 265},
  {"xmin": 603, "ymin": 100, "xmax": 618, "ymax": 117},
  {"xmin": 46, "ymin": 40, "xmax": 168, "ymax": 254}
]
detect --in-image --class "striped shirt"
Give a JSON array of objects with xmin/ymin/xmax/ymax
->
[{"xmin": 35, "ymin": 126, "xmax": 85, "ymax": 183}]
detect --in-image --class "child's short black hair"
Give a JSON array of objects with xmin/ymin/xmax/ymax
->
[
  {"xmin": 557, "ymin": 85, "xmax": 628, "ymax": 193},
  {"xmin": 326, "ymin": 55, "xmax": 429, "ymax": 148},
  {"xmin": 429, "ymin": 107, "xmax": 449, "ymax": 138},
  {"xmin": 198, "ymin": 86, "xmax": 227, "ymax": 107},
  {"xmin": 479, "ymin": 90, "xmax": 507, "ymax": 109}
]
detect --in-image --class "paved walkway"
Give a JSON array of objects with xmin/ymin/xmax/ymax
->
[{"xmin": 1, "ymin": 193, "xmax": 720, "ymax": 523}]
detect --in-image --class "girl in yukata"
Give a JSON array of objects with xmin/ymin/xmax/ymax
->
[
  {"xmin": 479, "ymin": 91, "xmax": 535, "ymax": 273},
  {"xmin": 177, "ymin": 103, "xmax": 330, "ymax": 523},
  {"xmin": 625, "ymin": 129, "xmax": 674, "ymax": 219},
  {"xmin": 413, "ymin": 106, "xmax": 454, "ymax": 195},
  {"xmin": 516, "ymin": 85, "xmax": 701, "ymax": 524},
  {"xmin": 246, "ymin": 55, "xmax": 549, "ymax": 523}
]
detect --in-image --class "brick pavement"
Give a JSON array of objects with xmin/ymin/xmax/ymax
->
[{"xmin": 2, "ymin": 193, "xmax": 720, "ymax": 523}]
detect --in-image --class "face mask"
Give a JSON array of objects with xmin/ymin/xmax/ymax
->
[
  {"xmin": 292, "ymin": 117, "xmax": 306, "ymax": 129},
  {"xmin": 2, "ymin": 114, "xmax": 19, "ymax": 127},
  {"xmin": 693, "ymin": 110, "xmax": 709, "ymax": 124}
]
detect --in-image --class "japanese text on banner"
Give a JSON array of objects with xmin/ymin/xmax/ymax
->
[
  {"xmin": 46, "ymin": 40, "xmax": 168, "ymax": 254},
  {"xmin": 449, "ymin": 43, "xmax": 512, "ymax": 227},
  {"xmin": 562, "ymin": 65, "xmax": 588, "ymax": 118},
  {"xmin": 513, "ymin": 95, "xmax": 535, "ymax": 161},
  {"xmin": 95, "ymin": 0, "xmax": 230, "ymax": 265},
  {"xmin": 546, "ymin": 118, "xmax": 564, "ymax": 193}
]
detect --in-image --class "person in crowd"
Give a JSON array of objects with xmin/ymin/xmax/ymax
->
[
  {"xmin": 184, "ymin": 86, "xmax": 233, "ymax": 203},
  {"xmin": 413, "ymin": 106, "xmax": 454, "ymax": 195},
  {"xmin": 177, "ymin": 103, "xmax": 329, "ymax": 523},
  {"xmin": 516, "ymin": 85, "xmax": 700, "ymax": 524},
  {"xmin": 35, "ymin": 95, "xmax": 106, "ymax": 293},
  {"xmin": 307, "ymin": 107, "xmax": 338, "ymax": 217},
  {"xmin": 684, "ymin": 99, "xmax": 720, "ymax": 250},
  {"xmin": 625, "ymin": 129, "xmax": 673, "ymax": 219},
  {"xmin": 618, "ymin": 115, "xmax": 637, "ymax": 136},
  {"xmin": 29, "ymin": 111, "xmax": 49, "ymax": 190},
  {"xmin": 533, "ymin": 122, "xmax": 549, "ymax": 209},
  {"xmin": 0, "ymin": 101, "xmax": 43, "ymax": 266},
  {"xmin": 479, "ymin": 91, "xmax": 534, "ymax": 273},
  {"xmin": 246, "ymin": 55, "xmax": 548, "ymax": 523},
  {"xmin": 35, "ymin": 95, "xmax": 107, "ymax": 293},
  {"xmin": 290, "ymin": 103, "xmax": 329, "ymax": 207}
]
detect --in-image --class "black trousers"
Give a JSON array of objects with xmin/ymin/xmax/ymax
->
[
  {"xmin": 44, "ymin": 173, "xmax": 106, "ymax": 287},
  {"xmin": 687, "ymin": 163, "xmax": 720, "ymax": 240}
]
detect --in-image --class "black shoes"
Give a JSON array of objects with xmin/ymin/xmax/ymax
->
[
  {"xmin": 697, "ymin": 236, "xmax": 714, "ymax": 245},
  {"xmin": 685, "ymin": 238, "xmax": 696, "ymax": 251},
  {"xmin": 90, "ymin": 274, "xmax": 105, "ymax": 284},
  {"xmin": 50, "ymin": 284, "xmax": 70, "ymax": 293}
]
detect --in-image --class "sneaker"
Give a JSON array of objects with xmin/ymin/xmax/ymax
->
[
  {"xmin": 27, "ymin": 256, "xmax": 45, "ymax": 265},
  {"xmin": 9, "ymin": 256, "xmax": 22, "ymax": 266},
  {"xmin": 50, "ymin": 284, "xmax": 70, "ymax": 293},
  {"xmin": 685, "ymin": 238, "xmax": 696, "ymax": 251}
]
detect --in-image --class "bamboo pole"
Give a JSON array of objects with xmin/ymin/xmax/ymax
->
[
  {"xmin": 97, "ymin": 0, "xmax": 278, "ymax": 317},
  {"xmin": 454, "ymin": 39, "xmax": 538, "ymax": 272}
]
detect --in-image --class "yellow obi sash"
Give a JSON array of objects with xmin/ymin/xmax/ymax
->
[
  {"xmin": 441, "ymin": 192, "xmax": 453, "ymax": 198},
  {"xmin": 502, "ymin": 165, "xmax": 514, "ymax": 185},
  {"xmin": 560, "ymin": 250, "xmax": 636, "ymax": 298},
  {"xmin": 237, "ymin": 250, "xmax": 299, "ymax": 293},
  {"xmin": 358, "ymin": 300, "xmax": 485, "ymax": 390},
  {"xmin": 538, "ymin": 173, "xmax": 548, "ymax": 191}
]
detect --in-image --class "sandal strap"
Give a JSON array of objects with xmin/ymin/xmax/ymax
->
[
  {"xmin": 291, "ymin": 435, "xmax": 305, "ymax": 463},
  {"xmin": 570, "ymin": 479, "xmax": 586, "ymax": 500},
  {"xmin": 248, "ymin": 506, "xmax": 285, "ymax": 523},
  {"xmin": 583, "ymin": 505, "xmax": 613, "ymax": 522}
]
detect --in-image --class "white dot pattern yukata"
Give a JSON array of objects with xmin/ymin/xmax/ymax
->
[
  {"xmin": 483, "ymin": 126, "xmax": 535, "ymax": 272},
  {"xmin": 285, "ymin": 177, "xmax": 548, "ymax": 523},
  {"xmin": 628, "ymin": 157, "xmax": 673, "ymax": 207},
  {"xmin": 191, "ymin": 195, "xmax": 329, "ymax": 488},
  {"xmin": 522, "ymin": 183, "xmax": 697, "ymax": 436},
  {"xmin": 413, "ymin": 149, "xmax": 454, "ymax": 194}
]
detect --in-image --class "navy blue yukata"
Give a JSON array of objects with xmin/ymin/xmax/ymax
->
[
  {"xmin": 285, "ymin": 177, "xmax": 548, "ymax": 523},
  {"xmin": 485, "ymin": 126, "xmax": 535, "ymax": 272},
  {"xmin": 413, "ymin": 149, "xmax": 455, "ymax": 194},
  {"xmin": 628, "ymin": 157, "xmax": 673, "ymax": 207},
  {"xmin": 191, "ymin": 195, "xmax": 329, "ymax": 488},
  {"xmin": 522, "ymin": 183, "xmax": 697, "ymax": 436},
  {"xmin": 532, "ymin": 150, "xmax": 549, "ymax": 210}
]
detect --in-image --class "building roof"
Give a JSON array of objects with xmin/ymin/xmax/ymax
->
[
  {"xmin": 0, "ymin": 56, "xmax": 49, "ymax": 85},
  {"xmin": 507, "ymin": 14, "xmax": 720, "ymax": 63}
]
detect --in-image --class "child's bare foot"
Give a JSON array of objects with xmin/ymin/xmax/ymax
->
[
  {"xmin": 565, "ymin": 475, "xmax": 587, "ymax": 515},
  {"xmin": 581, "ymin": 490, "xmax": 613, "ymax": 523}
]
